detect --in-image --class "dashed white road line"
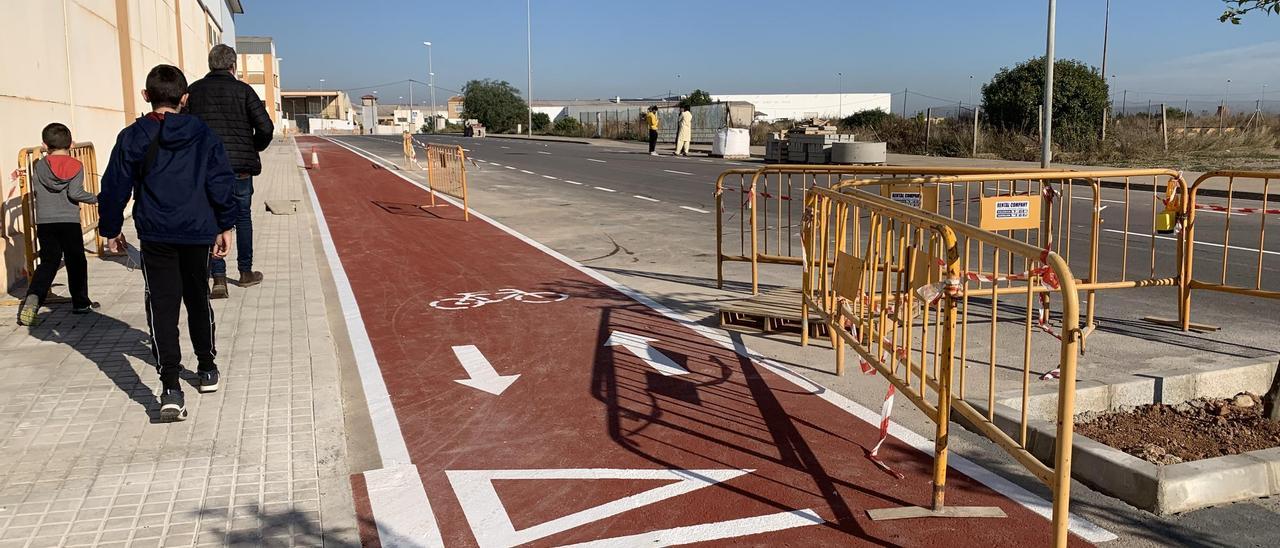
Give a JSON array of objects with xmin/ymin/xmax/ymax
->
[
  {"xmin": 538, "ymin": 151, "xmax": 552, "ymax": 155},
  {"xmin": 564, "ymin": 180, "xmax": 583, "ymax": 185},
  {"xmin": 664, "ymin": 169, "xmax": 694, "ymax": 175},
  {"xmin": 505, "ymin": 166, "xmax": 517, "ymax": 170},
  {"xmin": 490, "ymin": 163, "xmax": 503, "ymax": 167},
  {"xmin": 594, "ymin": 186, "xmax": 617, "ymax": 193},
  {"xmin": 1104, "ymin": 229, "xmax": 1278, "ymax": 256},
  {"xmin": 501, "ymin": 146, "xmax": 510, "ymax": 149},
  {"xmin": 587, "ymin": 158, "xmax": 607, "ymax": 163},
  {"xmin": 543, "ymin": 175, "xmax": 558, "ymax": 180},
  {"xmin": 1071, "ymin": 196, "xmax": 1126, "ymax": 205},
  {"xmin": 520, "ymin": 170, "xmax": 535, "ymax": 174},
  {"xmin": 634, "ymin": 195, "xmax": 660, "ymax": 202},
  {"xmin": 680, "ymin": 206, "xmax": 711, "ymax": 213}
]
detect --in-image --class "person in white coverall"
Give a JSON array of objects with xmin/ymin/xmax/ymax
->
[{"xmin": 674, "ymin": 105, "xmax": 693, "ymax": 156}]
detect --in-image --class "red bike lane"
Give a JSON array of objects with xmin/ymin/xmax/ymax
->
[{"xmin": 298, "ymin": 136, "xmax": 1097, "ymax": 547}]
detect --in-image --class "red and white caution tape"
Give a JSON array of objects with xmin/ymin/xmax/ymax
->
[{"xmin": 1194, "ymin": 203, "xmax": 1280, "ymax": 216}]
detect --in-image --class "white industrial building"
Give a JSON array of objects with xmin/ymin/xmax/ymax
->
[{"xmin": 711, "ymin": 93, "xmax": 892, "ymax": 121}]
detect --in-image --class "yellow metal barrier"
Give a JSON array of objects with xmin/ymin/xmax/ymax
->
[
  {"xmin": 402, "ymin": 131, "xmax": 417, "ymax": 169},
  {"xmin": 800, "ymin": 185, "xmax": 1081, "ymax": 546},
  {"xmin": 14, "ymin": 142, "xmax": 105, "ymax": 282},
  {"xmin": 1181, "ymin": 169, "xmax": 1280, "ymax": 330},
  {"xmin": 830, "ymin": 169, "xmax": 1188, "ymax": 340},
  {"xmin": 423, "ymin": 143, "xmax": 470, "ymax": 221},
  {"xmin": 715, "ymin": 165, "xmax": 1063, "ymax": 294}
]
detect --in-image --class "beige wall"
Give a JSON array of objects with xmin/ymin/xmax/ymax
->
[{"xmin": 0, "ymin": 0, "xmax": 230, "ymax": 292}]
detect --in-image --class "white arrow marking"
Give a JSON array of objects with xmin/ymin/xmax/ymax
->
[
  {"xmin": 452, "ymin": 345, "xmax": 520, "ymax": 395},
  {"xmin": 448, "ymin": 468, "xmax": 821, "ymax": 548},
  {"xmin": 604, "ymin": 331, "xmax": 688, "ymax": 376}
]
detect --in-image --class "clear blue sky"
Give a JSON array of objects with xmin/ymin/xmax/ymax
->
[{"xmin": 236, "ymin": 0, "xmax": 1279, "ymax": 111}]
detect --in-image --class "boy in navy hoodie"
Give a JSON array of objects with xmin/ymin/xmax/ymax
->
[
  {"xmin": 17, "ymin": 123, "xmax": 99, "ymax": 326},
  {"xmin": 99, "ymin": 64, "xmax": 238, "ymax": 422}
]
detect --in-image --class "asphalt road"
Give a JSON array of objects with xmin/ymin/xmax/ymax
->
[{"xmin": 328, "ymin": 133, "xmax": 1280, "ymax": 547}]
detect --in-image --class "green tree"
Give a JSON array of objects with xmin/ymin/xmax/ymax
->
[
  {"xmin": 840, "ymin": 108, "xmax": 894, "ymax": 129},
  {"xmin": 679, "ymin": 89, "xmax": 713, "ymax": 109},
  {"xmin": 552, "ymin": 117, "xmax": 583, "ymax": 136},
  {"xmin": 461, "ymin": 79, "xmax": 528, "ymax": 133},
  {"xmin": 531, "ymin": 112, "xmax": 551, "ymax": 132},
  {"xmin": 1220, "ymin": 0, "xmax": 1280, "ymax": 23},
  {"xmin": 982, "ymin": 57, "xmax": 1108, "ymax": 146}
]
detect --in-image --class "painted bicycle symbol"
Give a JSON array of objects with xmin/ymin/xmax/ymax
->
[{"xmin": 429, "ymin": 288, "xmax": 569, "ymax": 310}]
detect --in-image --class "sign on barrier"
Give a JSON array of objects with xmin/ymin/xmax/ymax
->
[
  {"xmin": 979, "ymin": 194, "xmax": 1041, "ymax": 231},
  {"xmin": 882, "ymin": 184, "xmax": 939, "ymax": 212}
]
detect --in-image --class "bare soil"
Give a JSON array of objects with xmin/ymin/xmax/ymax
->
[{"xmin": 1075, "ymin": 393, "xmax": 1280, "ymax": 465}]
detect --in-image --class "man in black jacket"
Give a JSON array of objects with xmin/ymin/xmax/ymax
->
[{"xmin": 186, "ymin": 44, "xmax": 274, "ymax": 298}]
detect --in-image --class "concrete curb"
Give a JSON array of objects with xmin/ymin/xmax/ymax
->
[{"xmin": 966, "ymin": 357, "xmax": 1280, "ymax": 514}]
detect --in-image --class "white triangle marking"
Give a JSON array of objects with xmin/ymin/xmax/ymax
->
[{"xmin": 448, "ymin": 468, "xmax": 819, "ymax": 547}]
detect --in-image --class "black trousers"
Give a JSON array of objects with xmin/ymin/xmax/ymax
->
[
  {"xmin": 27, "ymin": 223, "xmax": 91, "ymax": 308},
  {"xmin": 140, "ymin": 241, "xmax": 217, "ymax": 390},
  {"xmin": 648, "ymin": 129, "xmax": 658, "ymax": 153}
]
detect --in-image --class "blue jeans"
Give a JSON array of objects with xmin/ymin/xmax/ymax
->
[{"xmin": 210, "ymin": 176, "xmax": 254, "ymax": 277}]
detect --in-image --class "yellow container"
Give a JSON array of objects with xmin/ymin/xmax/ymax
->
[{"xmin": 1155, "ymin": 210, "xmax": 1177, "ymax": 234}]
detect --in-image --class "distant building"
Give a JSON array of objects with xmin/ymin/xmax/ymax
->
[
  {"xmin": 711, "ymin": 93, "xmax": 892, "ymax": 121},
  {"xmin": 234, "ymin": 36, "xmax": 282, "ymax": 129},
  {"xmin": 0, "ymin": 0, "xmax": 244, "ymax": 291},
  {"xmin": 282, "ymin": 91, "xmax": 356, "ymax": 134}
]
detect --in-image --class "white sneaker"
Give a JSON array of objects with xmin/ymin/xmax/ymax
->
[{"xmin": 649, "ymin": 152, "xmax": 658, "ymax": 156}]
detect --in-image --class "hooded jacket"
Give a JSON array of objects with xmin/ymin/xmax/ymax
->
[
  {"xmin": 186, "ymin": 71, "xmax": 274, "ymax": 176},
  {"xmin": 31, "ymin": 155, "xmax": 97, "ymax": 225},
  {"xmin": 98, "ymin": 113, "xmax": 238, "ymax": 245}
]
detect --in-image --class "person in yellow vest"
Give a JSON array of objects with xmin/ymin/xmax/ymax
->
[
  {"xmin": 644, "ymin": 106, "xmax": 660, "ymax": 156},
  {"xmin": 673, "ymin": 105, "xmax": 693, "ymax": 156}
]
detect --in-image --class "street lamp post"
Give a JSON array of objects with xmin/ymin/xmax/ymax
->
[
  {"xmin": 1041, "ymin": 0, "xmax": 1057, "ymax": 168},
  {"xmin": 526, "ymin": 0, "xmax": 533, "ymax": 136},
  {"xmin": 837, "ymin": 72, "xmax": 843, "ymax": 119},
  {"xmin": 1100, "ymin": 0, "xmax": 1110, "ymax": 140},
  {"xmin": 424, "ymin": 41, "xmax": 437, "ymax": 132}
]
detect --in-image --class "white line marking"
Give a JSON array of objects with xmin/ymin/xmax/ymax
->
[
  {"xmin": 664, "ymin": 169, "xmax": 694, "ymax": 175},
  {"xmin": 633, "ymin": 195, "xmax": 660, "ymax": 202},
  {"xmin": 542, "ymin": 175, "xmax": 558, "ymax": 180},
  {"xmin": 501, "ymin": 146, "xmax": 510, "ymax": 149},
  {"xmin": 680, "ymin": 206, "xmax": 710, "ymax": 213},
  {"xmin": 505, "ymin": 166, "xmax": 517, "ymax": 170},
  {"xmin": 564, "ymin": 180, "xmax": 583, "ymax": 185},
  {"xmin": 452, "ymin": 345, "xmax": 520, "ymax": 395},
  {"xmin": 699, "ymin": 159, "xmax": 713, "ymax": 163},
  {"xmin": 564, "ymin": 509, "xmax": 824, "ymax": 548},
  {"xmin": 295, "ymin": 143, "xmax": 445, "ymax": 547},
  {"xmin": 462, "ymin": 148, "xmax": 471, "ymax": 152},
  {"xmin": 1104, "ymin": 229, "xmax": 1278, "ymax": 256},
  {"xmin": 605, "ymin": 331, "xmax": 688, "ymax": 376},
  {"xmin": 1198, "ymin": 208, "xmax": 1247, "ymax": 216},
  {"xmin": 520, "ymin": 169, "xmax": 535, "ymax": 174},
  {"xmin": 448, "ymin": 469, "xmax": 815, "ymax": 548},
  {"xmin": 587, "ymin": 158, "xmax": 606, "ymax": 163},
  {"xmin": 323, "ymin": 137, "xmax": 1118, "ymax": 544},
  {"xmin": 1070, "ymin": 196, "xmax": 1126, "ymax": 205},
  {"xmin": 594, "ymin": 186, "xmax": 617, "ymax": 192},
  {"xmin": 537, "ymin": 151, "xmax": 552, "ymax": 154}
]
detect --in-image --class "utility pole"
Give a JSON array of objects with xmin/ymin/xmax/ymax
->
[
  {"xmin": 902, "ymin": 88, "xmax": 908, "ymax": 118},
  {"xmin": 1121, "ymin": 89, "xmax": 1127, "ymax": 119},
  {"xmin": 1184, "ymin": 98, "xmax": 1190, "ymax": 130},
  {"xmin": 837, "ymin": 72, "xmax": 843, "ymax": 119},
  {"xmin": 972, "ymin": 106, "xmax": 980, "ymax": 156},
  {"xmin": 1041, "ymin": 0, "xmax": 1057, "ymax": 168},
  {"xmin": 526, "ymin": 0, "xmax": 533, "ymax": 136},
  {"xmin": 409, "ymin": 82, "xmax": 414, "ymax": 131},
  {"xmin": 1100, "ymin": 0, "xmax": 1110, "ymax": 140}
]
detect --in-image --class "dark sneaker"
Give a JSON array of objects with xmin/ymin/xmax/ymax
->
[
  {"xmin": 211, "ymin": 276, "xmax": 229, "ymax": 299},
  {"xmin": 72, "ymin": 302, "xmax": 100, "ymax": 315},
  {"xmin": 158, "ymin": 389, "xmax": 188, "ymax": 422},
  {"xmin": 17, "ymin": 295, "xmax": 40, "ymax": 326},
  {"xmin": 238, "ymin": 271, "xmax": 264, "ymax": 287},
  {"xmin": 198, "ymin": 369, "xmax": 220, "ymax": 393}
]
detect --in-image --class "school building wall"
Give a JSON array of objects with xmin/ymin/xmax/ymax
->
[{"xmin": 0, "ymin": 0, "xmax": 240, "ymax": 293}]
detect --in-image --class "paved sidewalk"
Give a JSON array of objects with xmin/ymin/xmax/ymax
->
[{"xmin": 0, "ymin": 141, "xmax": 357, "ymax": 547}]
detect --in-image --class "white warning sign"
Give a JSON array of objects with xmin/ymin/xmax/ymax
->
[
  {"xmin": 890, "ymin": 192, "xmax": 923, "ymax": 209},
  {"xmin": 995, "ymin": 200, "xmax": 1031, "ymax": 220}
]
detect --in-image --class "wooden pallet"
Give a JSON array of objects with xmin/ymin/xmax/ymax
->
[{"xmin": 719, "ymin": 287, "xmax": 827, "ymax": 338}]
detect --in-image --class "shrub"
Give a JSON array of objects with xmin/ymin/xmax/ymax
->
[{"xmin": 552, "ymin": 117, "xmax": 583, "ymax": 136}]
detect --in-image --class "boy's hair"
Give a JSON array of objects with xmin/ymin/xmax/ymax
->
[
  {"xmin": 208, "ymin": 44, "xmax": 237, "ymax": 72},
  {"xmin": 145, "ymin": 64, "xmax": 188, "ymax": 108},
  {"xmin": 649, "ymin": 106, "xmax": 658, "ymax": 112},
  {"xmin": 41, "ymin": 123, "xmax": 73, "ymax": 150}
]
